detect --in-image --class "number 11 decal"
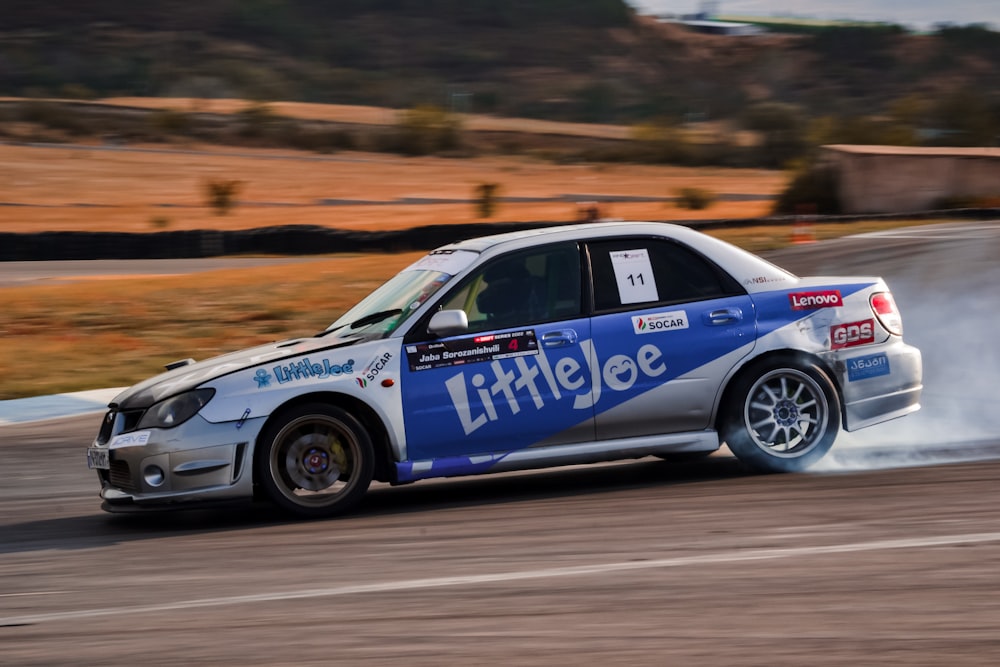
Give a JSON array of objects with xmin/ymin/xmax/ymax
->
[{"xmin": 610, "ymin": 249, "xmax": 658, "ymax": 304}]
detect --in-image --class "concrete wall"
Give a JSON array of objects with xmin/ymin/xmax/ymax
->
[{"xmin": 822, "ymin": 145, "xmax": 1000, "ymax": 214}]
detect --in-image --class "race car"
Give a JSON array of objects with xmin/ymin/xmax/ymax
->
[{"xmin": 87, "ymin": 221, "xmax": 923, "ymax": 517}]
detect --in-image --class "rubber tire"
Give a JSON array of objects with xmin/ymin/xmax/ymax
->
[
  {"xmin": 721, "ymin": 358, "xmax": 840, "ymax": 473},
  {"xmin": 255, "ymin": 403, "xmax": 374, "ymax": 518}
]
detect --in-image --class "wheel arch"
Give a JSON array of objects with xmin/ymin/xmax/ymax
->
[
  {"xmin": 253, "ymin": 391, "xmax": 396, "ymax": 486},
  {"xmin": 713, "ymin": 348, "xmax": 844, "ymax": 435}
]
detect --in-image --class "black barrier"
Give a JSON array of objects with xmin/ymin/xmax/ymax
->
[
  {"xmin": 0, "ymin": 222, "xmax": 557, "ymax": 260},
  {"xmin": 1, "ymin": 210, "xmax": 998, "ymax": 261}
]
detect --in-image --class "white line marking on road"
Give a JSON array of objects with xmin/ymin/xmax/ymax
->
[
  {"xmin": 0, "ymin": 591, "xmax": 70, "ymax": 598},
  {"xmin": 851, "ymin": 221, "xmax": 1000, "ymax": 240},
  {"xmin": 3, "ymin": 531, "xmax": 999, "ymax": 626}
]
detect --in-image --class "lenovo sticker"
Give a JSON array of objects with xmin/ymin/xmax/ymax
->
[{"xmin": 789, "ymin": 290, "xmax": 843, "ymax": 310}]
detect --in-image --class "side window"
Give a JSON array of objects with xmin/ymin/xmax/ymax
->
[
  {"xmin": 436, "ymin": 242, "xmax": 582, "ymax": 333},
  {"xmin": 589, "ymin": 238, "xmax": 743, "ymax": 312}
]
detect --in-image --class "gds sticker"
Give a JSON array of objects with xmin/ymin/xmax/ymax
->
[{"xmin": 831, "ymin": 318, "xmax": 875, "ymax": 349}]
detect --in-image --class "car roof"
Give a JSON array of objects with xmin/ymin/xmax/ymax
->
[
  {"xmin": 442, "ymin": 221, "xmax": 688, "ymax": 253},
  {"xmin": 438, "ymin": 221, "xmax": 799, "ymax": 287}
]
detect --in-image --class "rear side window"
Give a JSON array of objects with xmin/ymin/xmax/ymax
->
[{"xmin": 588, "ymin": 238, "xmax": 743, "ymax": 312}]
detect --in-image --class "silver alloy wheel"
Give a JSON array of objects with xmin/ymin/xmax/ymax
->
[
  {"xmin": 268, "ymin": 413, "xmax": 362, "ymax": 508},
  {"xmin": 743, "ymin": 368, "xmax": 829, "ymax": 457}
]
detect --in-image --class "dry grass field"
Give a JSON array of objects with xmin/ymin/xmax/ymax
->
[
  {"xmin": 0, "ymin": 142, "xmax": 782, "ymax": 235},
  {"xmin": 0, "ymin": 254, "xmax": 423, "ymax": 398}
]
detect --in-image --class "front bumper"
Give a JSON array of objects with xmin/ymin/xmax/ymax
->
[
  {"xmin": 829, "ymin": 340, "xmax": 923, "ymax": 431},
  {"xmin": 92, "ymin": 414, "xmax": 267, "ymax": 511}
]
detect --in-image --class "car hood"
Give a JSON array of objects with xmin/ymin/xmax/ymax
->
[{"xmin": 111, "ymin": 334, "xmax": 360, "ymax": 410}]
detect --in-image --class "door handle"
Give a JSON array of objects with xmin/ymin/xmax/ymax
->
[
  {"xmin": 705, "ymin": 307, "xmax": 743, "ymax": 326},
  {"xmin": 541, "ymin": 329, "xmax": 578, "ymax": 347}
]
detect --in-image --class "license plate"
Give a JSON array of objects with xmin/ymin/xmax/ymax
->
[{"xmin": 87, "ymin": 447, "xmax": 110, "ymax": 470}]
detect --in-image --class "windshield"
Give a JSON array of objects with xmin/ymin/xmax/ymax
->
[{"xmin": 323, "ymin": 249, "xmax": 478, "ymax": 340}]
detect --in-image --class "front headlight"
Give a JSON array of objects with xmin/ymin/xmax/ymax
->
[{"xmin": 137, "ymin": 388, "xmax": 215, "ymax": 429}]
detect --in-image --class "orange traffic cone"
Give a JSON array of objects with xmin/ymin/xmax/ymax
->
[{"xmin": 791, "ymin": 222, "xmax": 816, "ymax": 245}]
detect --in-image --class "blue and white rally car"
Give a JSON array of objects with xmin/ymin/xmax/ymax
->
[{"xmin": 88, "ymin": 222, "xmax": 922, "ymax": 517}]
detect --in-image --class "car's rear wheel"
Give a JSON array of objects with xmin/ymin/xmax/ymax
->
[
  {"xmin": 256, "ymin": 403, "xmax": 374, "ymax": 518},
  {"xmin": 722, "ymin": 359, "xmax": 840, "ymax": 473}
]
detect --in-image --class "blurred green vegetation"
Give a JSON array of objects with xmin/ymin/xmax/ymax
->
[{"xmin": 674, "ymin": 188, "xmax": 716, "ymax": 211}]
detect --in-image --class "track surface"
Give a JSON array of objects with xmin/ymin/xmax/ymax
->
[{"xmin": 3, "ymin": 221, "xmax": 1000, "ymax": 666}]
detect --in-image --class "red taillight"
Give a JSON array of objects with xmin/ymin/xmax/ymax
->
[{"xmin": 870, "ymin": 292, "xmax": 903, "ymax": 336}]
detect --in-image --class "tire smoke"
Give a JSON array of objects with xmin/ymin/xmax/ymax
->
[{"xmin": 767, "ymin": 224, "xmax": 1000, "ymax": 471}]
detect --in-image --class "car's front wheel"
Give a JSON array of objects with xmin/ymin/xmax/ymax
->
[
  {"xmin": 256, "ymin": 403, "xmax": 374, "ymax": 518},
  {"xmin": 721, "ymin": 358, "xmax": 840, "ymax": 473}
]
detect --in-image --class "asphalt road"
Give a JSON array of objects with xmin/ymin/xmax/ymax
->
[{"xmin": 2, "ymin": 221, "xmax": 1000, "ymax": 666}]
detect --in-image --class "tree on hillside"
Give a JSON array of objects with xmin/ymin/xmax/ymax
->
[
  {"xmin": 743, "ymin": 102, "xmax": 808, "ymax": 167},
  {"xmin": 931, "ymin": 89, "xmax": 999, "ymax": 146}
]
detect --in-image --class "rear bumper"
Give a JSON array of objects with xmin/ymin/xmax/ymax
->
[{"xmin": 829, "ymin": 340, "xmax": 922, "ymax": 431}]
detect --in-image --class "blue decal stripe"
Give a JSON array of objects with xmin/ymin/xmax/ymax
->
[
  {"xmin": 397, "ymin": 454, "xmax": 509, "ymax": 482},
  {"xmin": 751, "ymin": 282, "xmax": 875, "ymax": 339}
]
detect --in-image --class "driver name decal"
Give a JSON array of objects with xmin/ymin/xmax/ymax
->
[{"xmin": 407, "ymin": 330, "xmax": 538, "ymax": 372}]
